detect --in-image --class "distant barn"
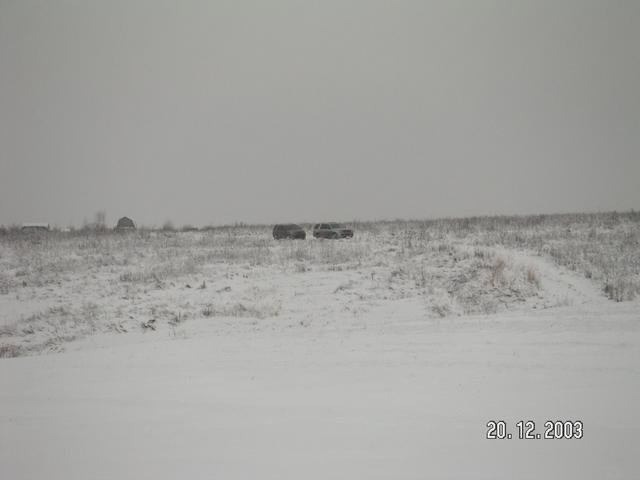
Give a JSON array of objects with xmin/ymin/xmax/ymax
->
[
  {"xmin": 21, "ymin": 223, "xmax": 50, "ymax": 233},
  {"xmin": 115, "ymin": 217, "xmax": 136, "ymax": 231}
]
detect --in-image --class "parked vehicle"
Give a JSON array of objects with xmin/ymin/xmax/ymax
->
[
  {"xmin": 273, "ymin": 224, "xmax": 306, "ymax": 240},
  {"xmin": 312, "ymin": 223, "xmax": 354, "ymax": 239}
]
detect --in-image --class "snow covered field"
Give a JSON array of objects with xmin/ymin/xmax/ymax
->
[{"xmin": 1, "ymin": 213, "xmax": 639, "ymax": 479}]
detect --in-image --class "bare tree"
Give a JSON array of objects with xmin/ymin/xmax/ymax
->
[{"xmin": 94, "ymin": 211, "xmax": 106, "ymax": 231}]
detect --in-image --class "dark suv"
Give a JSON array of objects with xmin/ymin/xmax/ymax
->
[
  {"xmin": 312, "ymin": 223, "xmax": 354, "ymax": 239},
  {"xmin": 273, "ymin": 224, "xmax": 306, "ymax": 240}
]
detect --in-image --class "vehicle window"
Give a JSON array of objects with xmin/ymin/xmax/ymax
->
[
  {"xmin": 329, "ymin": 223, "xmax": 344, "ymax": 229},
  {"xmin": 321, "ymin": 224, "xmax": 329, "ymax": 229}
]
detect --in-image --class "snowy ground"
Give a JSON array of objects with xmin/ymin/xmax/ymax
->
[{"xmin": 1, "ymin": 216, "xmax": 639, "ymax": 478}]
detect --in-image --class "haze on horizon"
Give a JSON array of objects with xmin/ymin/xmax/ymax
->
[{"xmin": 1, "ymin": 0, "xmax": 639, "ymax": 228}]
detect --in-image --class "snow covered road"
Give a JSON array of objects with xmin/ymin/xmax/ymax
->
[{"xmin": 2, "ymin": 300, "xmax": 639, "ymax": 479}]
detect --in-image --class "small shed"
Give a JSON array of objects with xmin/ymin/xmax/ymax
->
[
  {"xmin": 21, "ymin": 223, "xmax": 50, "ymax": 232},
  {"xmin": 115, "ymin": 217, "xmax": 136, "ymax": 231}
]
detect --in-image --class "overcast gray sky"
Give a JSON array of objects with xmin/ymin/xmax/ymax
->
[{"xmin": 1, "ymin": 0, "xmax": 638, "ymax": 227}]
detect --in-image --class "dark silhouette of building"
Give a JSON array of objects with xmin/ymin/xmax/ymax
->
[{"xmin": 115, "ymin": 217, "xmax": 136, "ymax": 231}]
